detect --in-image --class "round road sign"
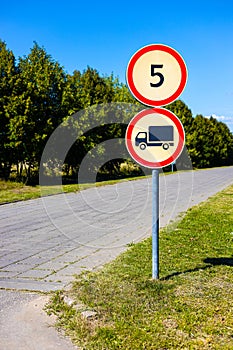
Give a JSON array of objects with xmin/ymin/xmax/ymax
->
[
  {"xmin": 126, "ymin": 44, "xmax": 187, "ymax": 107},
  {"xmin": 125, "ymin": 108, "xmax": 185, "ymax": 168}
]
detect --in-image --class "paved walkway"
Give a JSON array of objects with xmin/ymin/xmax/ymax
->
[{"xmin": 0, "ymin": 167, "xmax": 233, "ymax": 292}]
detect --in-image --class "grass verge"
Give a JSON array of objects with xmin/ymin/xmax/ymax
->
[{"xmin": 47, "ymin": 185, "xmax": 233, "ymax": 349}]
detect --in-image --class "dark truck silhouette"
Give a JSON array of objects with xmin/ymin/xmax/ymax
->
[{"xmin": 135, "ymin": 126, "xmax": 174, "ymax": 150}]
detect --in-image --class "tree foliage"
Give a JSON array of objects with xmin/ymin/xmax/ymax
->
[
  {"xmin": 0, "ymin": 39, "xmax": 232, "ymax": 183},
  {"xmin": 187, "ymin": 114, "xmax": 233, "ymax": 168},
  {"xmin": 0, "ymin": 40, "xmax": 17, "ymax": 179},
  {"xmin": 3, "ymin": 42, "xmax": 66, "ymax": 182}
]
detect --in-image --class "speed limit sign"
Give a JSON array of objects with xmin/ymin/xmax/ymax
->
[{"xmin": 126, "ymin": 44, "xmax": 187, "ymax": 107}]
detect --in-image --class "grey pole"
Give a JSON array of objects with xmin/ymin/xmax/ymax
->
[{"xmin": 152, "ymin": 169, "xmax": 159, "ymax": 279}]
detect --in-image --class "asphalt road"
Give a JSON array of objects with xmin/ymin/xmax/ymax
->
[{"xmin": 0, "ymin": 166, "xmax": 233, "ymax": 350}]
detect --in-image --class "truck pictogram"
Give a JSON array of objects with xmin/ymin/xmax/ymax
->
[{"xmin": 135, "ymin": 125, "xmax": 174, "ymax": 150}]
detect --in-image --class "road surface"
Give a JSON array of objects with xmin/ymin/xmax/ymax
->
[{"xmin": 0, "ymin": 166, "xmax": 233, "ymax": 350}]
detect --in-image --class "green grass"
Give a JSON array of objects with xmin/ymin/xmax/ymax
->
[
  {"xmin": 0, "ymin": 180, "xmax": 41, "ymax": 203},
  {"xmin": 47, "ymin": 185, "xmax": 233, "ymax": 350},
  {"xmin": 0, "ymin": 176, "xmax": 148, "ymax": 204}
]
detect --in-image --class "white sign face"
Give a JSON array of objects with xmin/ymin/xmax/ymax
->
[
  {"xmin": 126, "ymin": 44, "xmax": 187, "ymax": 107},
  {"xmin": 125, "ymin": 108, "xmax": 185, "ymax": 169}
]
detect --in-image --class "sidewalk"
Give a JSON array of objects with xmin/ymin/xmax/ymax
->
[{"xmin": 0, "ymin": 290, "xmax": 78, "ymax": 350}]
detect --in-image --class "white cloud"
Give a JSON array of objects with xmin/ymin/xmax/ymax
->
[{"xmin": 205, "ymin": 114, "xmax": 230, "ymax": 121}]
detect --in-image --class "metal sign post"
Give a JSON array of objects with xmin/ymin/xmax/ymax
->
[
  {"xmin": 152, "ymin": 169, "xmax": 159, "ymax": 279},
  {"xmin": 125, "ymin": 108, "xmax": 185, "ymax": 280},
  {"xmin": 126, "ymin": 44, "xmax": 187, "ymax": 280}
]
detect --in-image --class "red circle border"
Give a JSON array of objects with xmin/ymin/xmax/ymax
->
[
  {"xmin": 125, "ymin": 108, "xmax": 185, "ymax": 168},
  {"xmin": 126, "ymin": 44, "xmax": 187, "ymax": 107}
]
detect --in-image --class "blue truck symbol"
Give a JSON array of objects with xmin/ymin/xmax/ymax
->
[{"xmin": 135, "ymin": 126, "xmax": 174, "ymax": 150}]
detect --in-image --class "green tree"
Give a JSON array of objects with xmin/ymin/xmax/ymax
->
[
  {"xmin": 208, "ymin": 116, "xmax": 233, "ymax": 167},
  {"xmin": 63, "ymin": 69, "xmax": 118, "ymax": 177},
  {"xmin": 105, "ymin": 75, "xmax": 136, "ymax": 103},
  {"xmin": 166, "ymin": 99, "xmax": 193, "ymax": 134},
  {"xmin": 4, "ymin": 42, "xmax": 66, "ymax": 182},
  {"xmin": 0, "ymin": 40, "xmax": 17, "ymax": 179},
  {"xmin": 65, "ymin": 67, "xmax": 114, "ymax": 112},
  {"xmin": 165, "ymin": 100, "xmax": 194, "ymax": 169},
  {"xmin": 187, "ymin": 114, "xmax": 233, "ymax": 168}
]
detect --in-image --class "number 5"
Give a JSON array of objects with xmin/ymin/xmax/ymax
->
[{"xmin": 150, "ymin": 64, "xmax": 164, "ymax": 87}]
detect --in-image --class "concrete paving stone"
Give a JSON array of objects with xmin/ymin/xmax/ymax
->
[
  {"xmin": 0, "ymin": 258, "xmax": 26, "ymax": 269},
  {"xmin": 0, "ymin": 254, "xmax": 18, "ymax": 264},
  {"xmin": 43, "ymin": 246, "xmax": 72, "ymax": 255},
  {"xmin": 35, "ymin": 254, "xmax": 62, "ymax": 263},
  {"xmin": 0, "ymin": 271, "xmax": 19, "ymax": 278},
  {"xmin": 91, "ymin": 227, "xmax": 149, "ymax": 248},
  {"xmin": 57, "ymin": 255, "xmax": 89, "ymax": 265},
  {"xmin": 0, "ymin": 218, "xmax": 49, "ymax": 230},
  {"xmin": 18, "ymin": 256, "xmax": 51, "ymax": 266},
  {"xmin": 51, "ymin": 266, "xmax": 89, "ymax": 279},
  {"xmin": 57, "ymin": 262, "xmax": 91, "ymax": 273},
  {"xmin": 3, "ymin": 250, "xmax": 34, "ymax": 258},
  {"xmin": 61, "ymin": 257, "xmax": 101, "ymax": 271},
  {"xmin": 76, "ymin": 247, "xmax": 126, "ymax": 268},
  {"xmin": 83, "ymin": 232, "xmax": 129, "ymax": 249},
  {"xmin": 57, "ymin": 241, "xmax": 80, "ymax": 248},
  {"xmin": 0, "ymin": 278, "xmax": 64, "ymax": 292},
  {"xmin": 1, "ymin": 263, "xmax": 32, "ymax": 273},
  {"xmin": 85, "ymin": 232, "xmax": 126, "ymax": 248},
  {"xmin": 0, "ymin": 224, "xmax": 45, "ymax": 235},
  {"xmin": 0, "ymin": 244, "xmax": 35, "ymax": 252},
  {"xmin": 16, "ymin": 268, "xmax": 52, "ymax": 279},
  {"xmin": 36, "ymin": 260, "xmax": 69, "ymax": 271},
  {"xmin": 54, "ymin": 247, "xmax": 97, "ymax": 264},
  {"xmin": 61, "ymin": 233, "xmax": 107, "ymax": 247},
  {"xmin": 18, "ymin": 238, "xmax": 50, "ymax": 247},
  {"xmin": 0, "ymin": 250, "xmax": 17, "ymax": 258},
  {"xmin": 43, "ymin": 273, "xmax": 74, "ymax": 285},
  {"xmin": 45, "ymin": 234, "xmax": 70, "ymax": 241},
  {"xmin": 37, "ymin": 243, "xmax": 66, "ymax": 254},
  {"xmin": 5, "ymin": 250, "xmax": 35, "ymax": 259},
  {"xmin": 22, "ymin": 247, "xmax": 65, "ymax": 260},
  {"xmin": 36, "ymin": 237, "xmax": 64, "ymax": 246}
]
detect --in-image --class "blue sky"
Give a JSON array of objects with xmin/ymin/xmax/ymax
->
[{"xmin": 1, "ymin": 0, "xmax": 233, "ymax": 131}]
